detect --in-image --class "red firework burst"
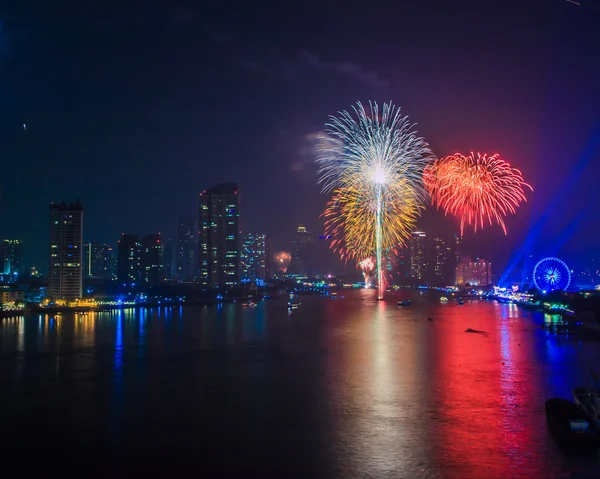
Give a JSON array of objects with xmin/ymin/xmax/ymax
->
[{"xmin": 427, "ymin": 152, "xmax": 532, "ymax": 234}]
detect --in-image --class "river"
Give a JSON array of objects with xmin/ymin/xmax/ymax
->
[{"xmin": 1, "ymin": 289, "xmax": 599, "ymax": 478}]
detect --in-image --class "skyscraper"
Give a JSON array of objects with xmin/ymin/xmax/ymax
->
[
  {"xmin": 199, "ymin": 183, "xmax": 240, "ymax": 289},
  {"xmin": 432, "ymin": 236, "xmax": 454, "ymax": 286},
  {"xmin": 49, "ymin": 200, "xmax": 84, "ymax": 300},
  {"xmin": 83, "ymin": 242, "xmax": 114, "ymax": 279},
  {"xmin": 176, "ymin": 216, "xmax": 197, "ymax": 281},
  {"xmin": 241, "ymin": 233, "xmax": 268, "ymax": 286},
  {"xmin": 117, "ymin": 234, "xmax": 142, "ymax": 286},
  {"xmin": 453, "ymin": 234, "xmax": 463, "ymax": 266},
  {"xmin": 409, "ymin": 231, "xmax": 428, "ymax": 282},
  {"xmin": 142, "ymin": 234, "xmax": 165, "ymax": 286},
  {"xmin": 290, "ymin": 226, "xmax": 316, "ymax": 276},
  {"xmin": 0, "ymin": 239, "xmax": 22, "ymax": 278}
]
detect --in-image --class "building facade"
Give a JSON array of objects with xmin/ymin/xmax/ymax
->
[
  {"xmin": 409, "ymin": 231, "xmax": 428, "ymax": 282},
  {"xmin": 199, "ymin": 183, "xmax": 240, "ymax": 289},
  {"xmin": 455, "ymin": 259, "xmax": 492, "ymax": 286},
  {"xmin": 241, "ymin": 233, "xmax": 268, "ymax": 286},
  {"xmin": 83, "ymin": 242, "xmax": 114, "ymax": 279},
  {"xmin": 49, "ymin": 200, "xmax": 84, "ymax": 300},
  {"xmin": 176, "ymin": 216, "xmax": 197, "ymax": 281}
]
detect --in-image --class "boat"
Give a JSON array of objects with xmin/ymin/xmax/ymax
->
[
  {"xmin": 457, "ymin": 298, "xmax": 464, "ymax": 305},
  {"xmin": 397, "ymin": 300, "xmax": 412, "ymax": 307},
  {"xmin": 440, "ymin": 296, "xmax": 449, "ymax": 303},
  {"xmin": 242, "ymin": 301, "xmax": 257, "ymax": 308},
  {"xmin": 573, "ymin": 387, "xmax": 600, "ymax": 429},
  {"xmin": 545, "ymin": 398, "xmax": 600, "ymax": 451}
]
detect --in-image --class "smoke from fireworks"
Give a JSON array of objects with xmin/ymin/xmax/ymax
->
[
  {"xmin": 426, "ymin": 152, "xmax": 532, "ymax": 234},
  {"xmin": 316, "ymin": 101, "xmax": 434, "ymax": 299}
]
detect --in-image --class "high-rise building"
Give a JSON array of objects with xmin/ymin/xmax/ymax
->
[
  {"xmin": 432, "ymin": 236, "xmax": 454, "ymax": 285},
  {"xmin": 455, "ymin": 259, "xmax": 492, "ymax": 286},
  {"xmin": 409, "ymin": 231, "xmax": 428, "ymax": 282},
  {"xmin": 49, "ymin": 200, "xmax": 84, "ymax": 300},
  {"xmin": 176, "ymin": 216, "xmax": 197, "ymax": 281},
  {"xmin": 0, "ymin": 239, "xmax": 22, "ymax": 277},
  {"xmin": 453, "ymin": 234, "xmax": 463, "ymax": 266},
  {"xmin": 199, "ymin": 183, "xmax": 240, "ymax": 289},
  {"xmin": 117, "ymin": 234, "xmax": 142, "ymax": 286},
  {"xmin": 241, "ymin": 233, "xmax": 268, "ymax": 286},
  {"xmin": 290, "ymin": 226, "xmax": 316, "ymax": 276},
  {"xmin": 83, "ymin": 242, "xmax": 114, "ymax": 279},
  {"xmin": 142, "ymin": 234, "xmax": 165, "ymax": 286},
  {"xmin": 163, "ymin": 238, "xmax": 173, "ymax": 281}
]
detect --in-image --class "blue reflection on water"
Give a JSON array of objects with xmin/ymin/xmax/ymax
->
[{"xmin": 115, "ymin": 311, "xmax": 123, "ymax": 372}]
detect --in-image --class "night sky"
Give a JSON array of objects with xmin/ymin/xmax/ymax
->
[{"xmin": 1, "ymin": 0, "xmax": 599, "ymax": 273}]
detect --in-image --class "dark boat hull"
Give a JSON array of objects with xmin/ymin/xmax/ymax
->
[{"xmin": 545, "ymin": 398, "xmax": 600, "ymax": 453}]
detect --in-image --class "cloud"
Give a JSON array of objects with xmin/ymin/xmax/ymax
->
[{"xmin": 300, "ymin": 50, "xmax": 389, "ymax": 88}]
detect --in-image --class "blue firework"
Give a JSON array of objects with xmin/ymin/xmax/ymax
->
[{"xmin": 533, "ymin": 257, "xmax": 571, "ymax": 293}]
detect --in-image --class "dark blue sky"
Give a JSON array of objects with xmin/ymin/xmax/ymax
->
[{"xmin": 0, "ymin": 0, "xmax": 599, "ymax": 272}]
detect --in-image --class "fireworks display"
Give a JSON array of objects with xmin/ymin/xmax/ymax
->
[
  {"xmin": 358, "ymin": 257, "xmax": 375, "ymax": 288},
  {"xmin": 275, "ymin": 251, "xmax": 291, "ymax": 273},
  {"xmin": 426, "ymin": 152, "xmax": 532, "ymax": 234},
  {"xmin": 316, "ymin": 101, "xmax": 434, "ymax": 299}
]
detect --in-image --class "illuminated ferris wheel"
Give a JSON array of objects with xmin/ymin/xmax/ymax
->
[{"xmin": 533, "ymin": 257, "xmax": 571, "ymax": 293}]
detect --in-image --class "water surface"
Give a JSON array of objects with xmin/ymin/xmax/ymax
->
[{"xmin": 1, "ymin": 290, "xmax": 599, "ymax": 478}]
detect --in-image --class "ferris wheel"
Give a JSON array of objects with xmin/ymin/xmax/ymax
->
[{"xmin": 533, "ymin": 257, "xmax": 571, "ymax": 293}]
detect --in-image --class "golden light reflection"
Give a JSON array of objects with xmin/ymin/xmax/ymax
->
[{"xmin": 323, "ymin": 291, "xmax": 424, "ymax": 476}]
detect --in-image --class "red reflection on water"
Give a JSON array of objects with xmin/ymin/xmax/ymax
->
[{"xmin": 431, "ymin": 300, "xmax": 541, "ymax": 478}]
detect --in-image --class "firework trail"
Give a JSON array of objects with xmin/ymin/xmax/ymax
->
[
  {"xmin": 316, "ymin": 101, "xmax": 434, "ymax": 299},
  {"xmin": 426, "ymin": 152, "xmax": 532, "ymax": 234}
]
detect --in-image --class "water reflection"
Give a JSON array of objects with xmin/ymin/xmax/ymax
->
[{"xmin": 1, "ymin": 295, "xmax": 600, "ymax": 478}]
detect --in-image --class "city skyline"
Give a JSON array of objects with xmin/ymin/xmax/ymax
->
[{"xmin": 0, "ymin": 1, "xmax": 599, "ymax": 274}]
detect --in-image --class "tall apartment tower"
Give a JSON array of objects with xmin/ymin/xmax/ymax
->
[
  {"xmin": 241, "ymin": 233, "xmax": 268, "ymax": 286},
  {"xmin": 290, "ymin": 226, "xmax": 316, "ymax": 277},
  {"xmin": 176, "ymin": 216, "xmax": 198, "ymax": 281},
  {"xmin": 199, "ymin": 183, "xmax": 240, "ymax": 289},
  {"xmin": 141, "ymin": 234, "xmax": 165, "ymax": 286},
  {"xmin": 117, "ymin": 234, "xmax": 142, "ymax": 286},
  {"xmin": 409, "ymin": 231, "xmax": 428, "ymax": 282},
  {"xmin": 49, "ymin": 200, "xmax": 84, "ymax": 300}
]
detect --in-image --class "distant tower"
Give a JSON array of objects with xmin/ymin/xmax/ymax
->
[
  {"xmin": 409, "ymin": 231, "xmax": 428, "ymax": 282},
  {"xmin": 241, "ymin": 233, "xmax": 268, "ymax": 286},
  {"xmin": 117, "ymin": 234, "xmax": 142, "ymax": 286},
  {"xmin": 49, "ymin": 200, "xmax": 84, "ymax": 300},
  {"xmin": 290, "ymin": 226, "xmax": 316, "ymax": 276},
  {"xmin": 176, "ymin": 215, "xmax": 197, "ymax": 281},
  {"xmin": 433, "ymin": 236, "xmax": 454, "ymax": 286},
  {"xmin": 141, "ymin": 234, "xmax": 165, "ymax": 286},
  {"xmin": 0, "ymin": 239, "xmax": 22, "ymax": 278},
  {"xmin": 83, "ymin": 242, "xmax": 114, "ymax": 280},
  {"xmin": 199, "ymin": 183, "xmax": 240, "ymax": 289}
]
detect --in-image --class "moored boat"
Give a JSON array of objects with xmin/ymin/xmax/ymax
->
[
  {"xmin": 397, "ymin": 300, "xmax": 412, "ymax": 307},
  {"xmin": 545, "ymin": 398, "xmax": 600, "ymax": 451},
  {"xmin": 573, "ymin": 387, "xmax": 600, "ymax": 429}
]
